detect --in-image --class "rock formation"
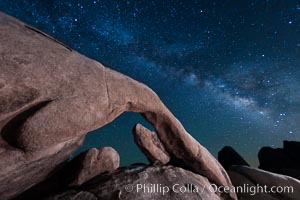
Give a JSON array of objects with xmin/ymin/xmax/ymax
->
[
  {"xmin": 0, "ymin": 136, "xmax": 84, "ymax": 200},
  {"xmin": 43, "ymin": 165, "xmax": 225, "ymax": 200},
  {"xmin": 284, "ymin": 141, "xmax": 300, "ymax": 161},
  {"xmin": 227, "ymin": 165, "xmax": 300, "ymax": 200},
  {"xmin": 258, "ymin": 141, "xmax": 300, "ymax": 180},
  {"xmin": 66, "ymin": 147, "xmax": 120, "ymax": 187},
  {"xmin": 0, "ymin": 12, "xmax": 235, "ymax": 199},
  {"xmin": 133, "ymin": 123, "xmax": 170, "ymax": 165},
  {"xmin": 13, "ymin": 146, "xmax": 120, "ymax": 200},
  {"xmin": 218, "ymin": 146, "xmax": 250, "ymax": 170}
]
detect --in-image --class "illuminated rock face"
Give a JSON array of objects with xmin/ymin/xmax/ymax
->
[
  {"xmin": 228, "ymin": 165, "xmax": 300, "ymax": 200},
  {"xmin": 0, "ymin": 12, "xmax": 235, "ymax": 200},
  {"xmin": 46, "ymin": 165, "xmax": 225, "ymax": 200},
  {"xmin": 67, "ymin": 147, "xmax": 120, "ymax": 187},
  {"xmin": 133, "ymin": 123, "xmax": 170, "ymax": 165}
]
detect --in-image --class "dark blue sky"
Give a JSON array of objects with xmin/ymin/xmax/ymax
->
[{"xmin": 1, "ymin": 0, "xmax": 300, "ymax": 166}]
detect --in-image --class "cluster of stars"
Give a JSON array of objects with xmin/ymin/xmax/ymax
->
[{"xmin": 1, "ymin": 0, "xmax": 299, "ymax": 165}]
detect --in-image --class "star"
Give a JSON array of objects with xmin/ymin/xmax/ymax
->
[{"xmin": 1, "ymin": 0, "xmax": 299, "ymax": 167}]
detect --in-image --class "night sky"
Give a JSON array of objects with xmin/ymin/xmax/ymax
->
[{"xmin": 1, "ymin": 0, "xmax": 300, "ymax": 166}]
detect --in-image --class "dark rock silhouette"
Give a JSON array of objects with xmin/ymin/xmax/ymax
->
[
  {"xmin": 0, "ymin": 12, "xmax": 235, "ymax": 200},
  {"xmin": 218, "ymin": 146, "xmax": 250, "ymax": 170},
  {"xmin": 258, "ymin": 141, "xmax": 300, "ymax": 180},
  {"xmin": 259, "ymin": 147, "xmax": 291, "ymax": 173},
  {"xmin": 283, "ymin": 141, "xmax": 300, "ymax": 164}
]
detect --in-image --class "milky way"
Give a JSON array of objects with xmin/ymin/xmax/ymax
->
[{"xmin": 1, "ymin": 0, "xmax": 299, "ymax": 165}]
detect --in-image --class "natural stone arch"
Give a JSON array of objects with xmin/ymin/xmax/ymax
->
[{"xmin": 0, "ymin": 12, "xmax": 236, "ymax": 200}]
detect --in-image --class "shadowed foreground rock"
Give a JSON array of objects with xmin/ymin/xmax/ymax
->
[
  {"xmin": 133, "ymin": 123, "xmax": 170, "ymax": 164},
  {"xmin": 0, "ymin": 12, "xmax": 235, "ymax": 199},
  {"xmin": 227, "ymin": 165, "xmax": 300, "ymax": 200},
  {"xmin": 0, "ymin": 136, "xmax": 84, "ymax": 200},
  {"xmin": 13, "ymin": 147, "xmax": 119, "ymax": 200},
  {"xmin": 43, "ymin": 165, "xmax": 224, "ymax": 200},
  {"xmin": 218, "ymin": 146, "xmax": 250, "ymax": 170}
]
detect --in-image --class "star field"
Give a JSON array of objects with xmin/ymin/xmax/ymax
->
[{"xmin": 1, "ymin": 0, "xmax": 299, "ymax": 166}]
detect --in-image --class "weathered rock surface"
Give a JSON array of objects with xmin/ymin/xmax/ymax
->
[
  {"xmin": 228, "ymin": 165, "xmax": 300, "ymax": 200},
  {"xmin": 0, "ymin": 12, "xmax": 235, "ymax": 199},
  {"xmin": 218, "ymin": 146, "xmax": 250, "ymax": 170},
  {"xmin": 43, "ymin": 165, "xmax": 224, "ymax": 200},
  {"xmin": 258, "ymin": 141, "xmax": 300, "ymax": 180},
  {"xmin": 0, "ymin": 136, "xmax": 84, "ymax": 200},
  {"xmin": 133, "ymin": 123, "xmax": 170, "ymax": 164},
  {"xmin": 44, "ymin": 190, "xmax": 98, "ymax": 200},
  {"xmin": 67, "ymin": 147, "xmax": 120, "ymax": 187},
  {"xmin": 13, "ymin": 147, "xmax": 119, "ymax": 200}
]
